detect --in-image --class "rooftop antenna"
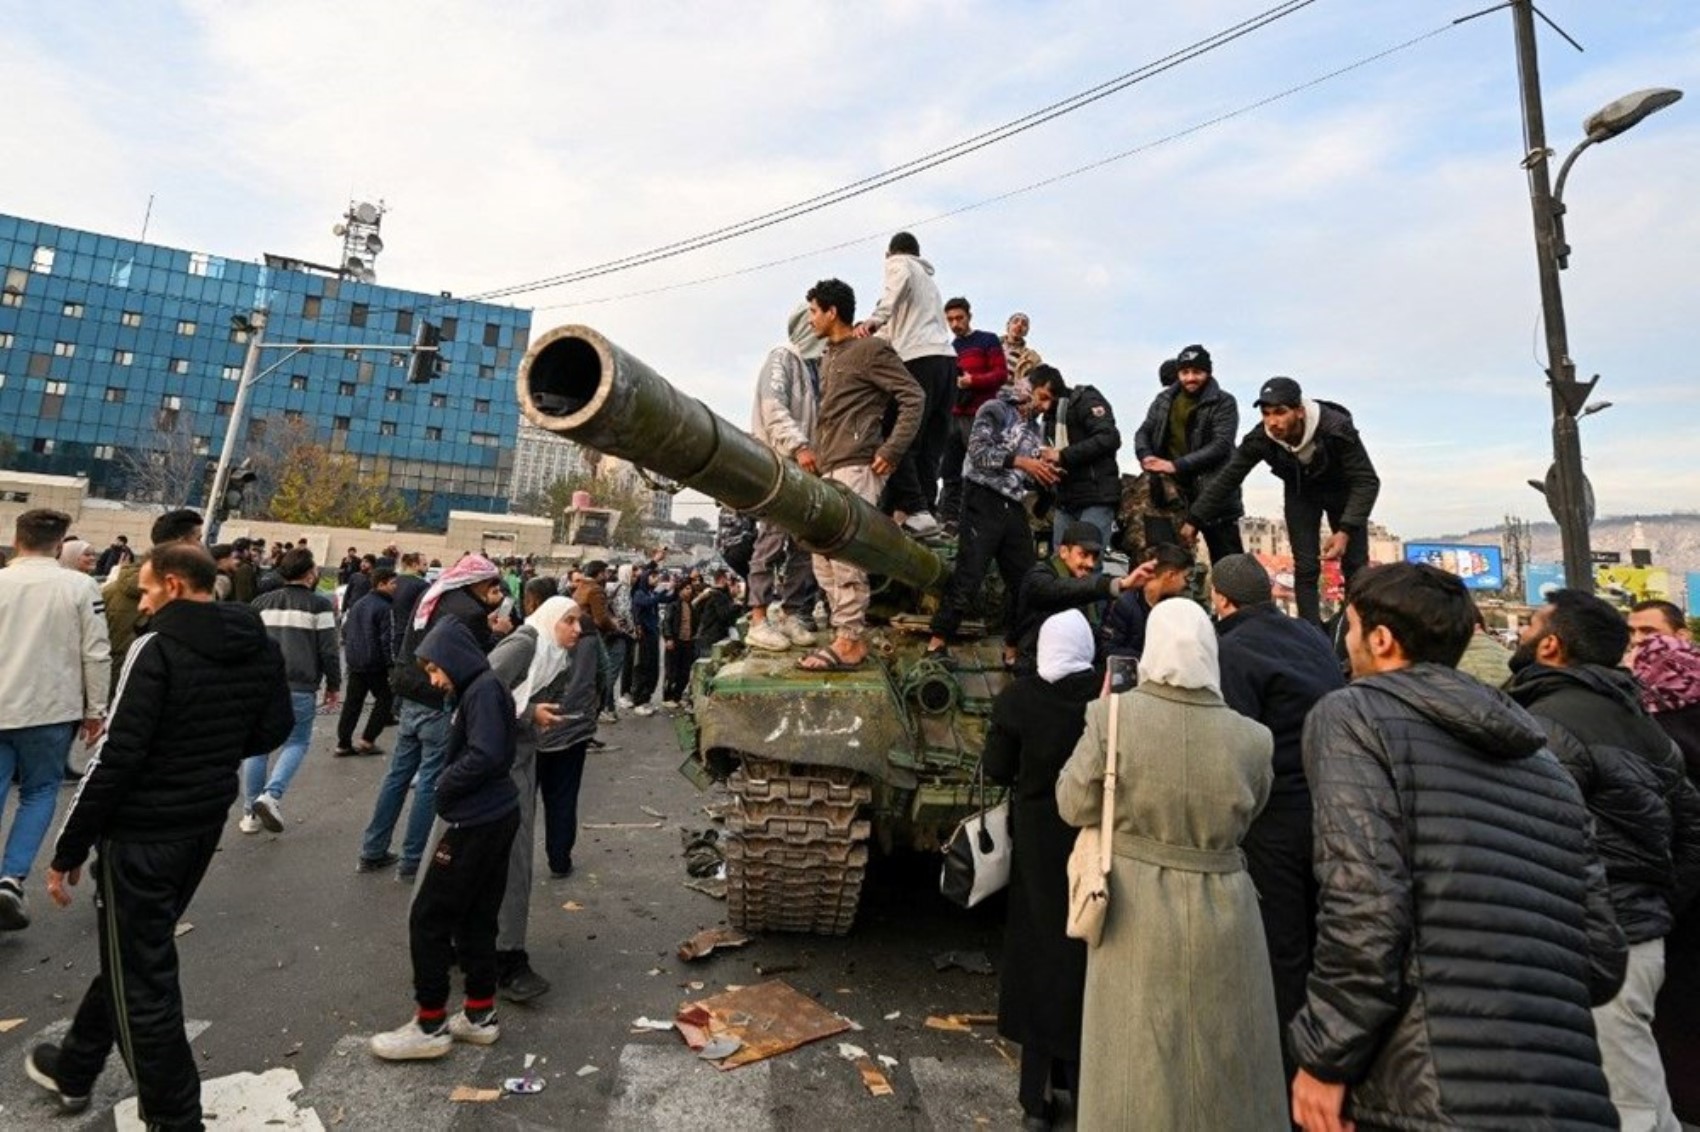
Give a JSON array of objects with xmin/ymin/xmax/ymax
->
[
  {"xmin": 334, "ymin": 199, "xmax": 387, "ymax": 283},
  {"xmin": 140, "ymin": 193, "xmax": 155, "ymax": 243}
]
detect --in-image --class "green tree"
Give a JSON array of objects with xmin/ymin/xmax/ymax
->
[{"xmin": 252, "ymin": 417, "xmax": 414, "ymax": 528}]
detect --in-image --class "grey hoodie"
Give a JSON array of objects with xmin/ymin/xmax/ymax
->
[
  {"xmin": 750, "ymin": 306, "xmax": 822, "ymax": 457},
  {"xmin": 866, "ymin": 254, "xmax": 953, "ymax": 362}
]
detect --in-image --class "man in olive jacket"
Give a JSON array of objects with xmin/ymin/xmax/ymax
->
[{"xmin": 1291, "ymin": 563, "xmax": 1625, "ymax": 1132}]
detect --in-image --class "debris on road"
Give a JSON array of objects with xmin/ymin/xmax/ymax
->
[
  {"xmin": 561, "ymin": 901, "xmax": 585, "ymax": 912},
  {"xmin": 753, "ymin": 962, "xmax": 804, "ymax": 977},
  {"xmin": 931, "ymin": 950, "xmax": 995, "ymax": 975},
  {"xmin": 631, "ymin": 1016, "xmax": 676, "ymax": 1032},
  {"xmin": 683, "ymin": 877, "xmax": 727, "ymax": 900},
  {"xmin": 858, "ymin": 1060, "xmax": 895, "ymax": 1097},
  {"xmin": 883, "ymin": 1011, "xmax": 901, "ymax": 1021},
  {"xmin": 502, "ymin": 1073, "xmax": 546, "ymax": 1095},
  {"xmin": 697, "ymin": 1035, "xmax": 742, "ymax": 1061},
  {"xmin": 0, "ymin": 1019, "xmax": 25, "ymax": 1033},
  {"xmin": 675, "ymin": 980, "xmax": 852, "ymax": 1070},
  {"xmin": 449, "ymin": 1086, "xmax": 501, "ymax": 1103},
  {"xmin": 576, "ymin": 1064, "xmax": 600, "ymax": 1077},
  {"xmin": 681, "ymin": 828, "xmax": 724, "ymax": 877},
  {"xmin": 677, "ymin": 926, "xmax": 751, "ymax": 961},
  {"xmin": 837, "ymin": 1042, "xmax": 867, "ymax": 1061},
  {"xmin": 174, "ymin": 922, "xmax": 195, "ymax": 938},
  {"xmin": 878, "ymin": 1054, "xmax": 900, "ymax": 1071},
  {"xmin": 923, "ymin": 1013, "xmax": 997, "ymax": 1034},
  {"xmin": 640, "ymin": 805, "xmax": 667, "ymax": 819},
  {"xmin": 583, "ymin": 820, "xmax": 665, "ymax": 830}
]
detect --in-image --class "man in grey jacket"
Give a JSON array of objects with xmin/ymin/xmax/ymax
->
[{"xmin": 744, "ymin": 304, "xmax": 824, "ymax": 653}]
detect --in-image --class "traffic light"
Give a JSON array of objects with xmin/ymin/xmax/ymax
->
[
  {"xmin": 408, "ymin": 321, "xmax": 442, "ymax": 383},
  {"xmin": 223, "ymin": 459, "xmax": 258, "ymax": 519}
]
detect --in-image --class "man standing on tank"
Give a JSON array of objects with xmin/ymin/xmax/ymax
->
[{"xmin": 1135, "ymin": 344, "xmax": 1244, "ymax": 561}]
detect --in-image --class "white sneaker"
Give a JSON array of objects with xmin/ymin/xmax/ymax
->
[
  {"xmin": 744, "ymin": 619, "xmax": 792, "ymax": 652},
  {"xmin": 617, "ymin": 696, "xmax": 634, "ymax": 710},
  {"xmin": 661, "ymin": 700, "xmax": 680, "ymax": 710},
  {"xmin": 902, "ymin": 512, "xmax": 942, "ymax": 537},
  {"xmin": 252, "ymin": 794, "xmax": 284, "ymax": 833},
  {"xmin": 239, "ymin": 813, "xmax": 262, "ymax": 835},
  {"xmin": 447, "ymin": 1010, "xmax": 501, "ymax": 1046},
  {"xmin": 598, "ymin": 711, "xmax": 618, "ymax": 725},
  {"xmin": 634, "ymin": 704, "xmax": 657, "ymax": 717},
  {"xmin": 370, "ymin": 1018, "xmax": 452, "ymax": 1061},
  {"xmin": 777, "ymin": 615, "xmax": 818, "ymax": 647}
]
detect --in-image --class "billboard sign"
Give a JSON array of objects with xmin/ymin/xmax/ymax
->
[
  {"xmin": 1526, "ymin": 563, "xmax": 1566, "ymax": 604},
  {"xmin": 1523, "ymin": 563, "xmax": 1676, "ymax": 609},
  {"xmin": 1403, "ymin": 543, "xmax": 1504, "ymax": 590}
]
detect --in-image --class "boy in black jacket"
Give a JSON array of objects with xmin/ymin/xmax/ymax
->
[{"xmin": 371, "ymin": 619, "xmax": 520, "ymax": 1061}]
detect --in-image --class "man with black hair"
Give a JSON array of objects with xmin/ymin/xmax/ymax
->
[
  {"xmin": 1291, "ymin": 562, "xmax": 1626, "ymax": 1132},
  {"xmin": 1185, "ymin": 377, "xmax": 1378, "ymax": 625},
  {"xmin": 1508, "ymin": 588, "xmax": 1700, "ymax": 1132},
  {"xmin": 103, "ymin": 508, "xmax": 202, "ymax": 691},
  {"xmin": 937, "ymin": 297, "xmax": 1008, "ymax": 529},
  {"xmin": 29, "ymin": 544, "xmax": 292, "ymax": 1127},
  {"xmin": 1630, "ymin": 599, "xmax": 1691, "ymax": 648},
  {"xmin": 1030, "ymin": 364, "xmax": 1121, "ymax": 554},
  {"xmin": 1101, "ymin": 544, "xmax": 1195, "ymax": 663},
  {"xmin": 94, "ymin": 535, "xmax": 132, "ymax": 579},
  {"xmin": 246, "ymin": 549, "xmax": 340, "ymax": 833},
  {"xmin": 1011, "ymin": 521, "xmax": 1154, "ymax": 673},
  {"xmin": 344, "ymin": 553, "xmax": 378, "ymax": 612},
  {"xmin": 798, "ymin": 278, "xmax": 923, "ymax": 671},
  {"xmin": 1135, "ymin": 344, "xmax": 1243, "ymax": 561},
  {"xmin": 855, "ymin": 232, "xmax": 955, "ymax": 536},
  {"xmin": 229, "ymin": 539, "xmax": 259, "ymax": 604},
  {"xmin": 337, "ymin": 567, "xmax": 399, "ymax": 757},
  {"xmin": 0, "ymin": 509, "xmax": 110, "ymax": 931}
]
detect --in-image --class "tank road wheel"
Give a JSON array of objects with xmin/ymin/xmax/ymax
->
[{"xmin": 724, "ymin": 757, "xmax": 873, "ymax": 936}]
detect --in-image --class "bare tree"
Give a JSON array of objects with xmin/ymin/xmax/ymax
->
[{"xmin": 116, "ymin": 412, "xmax": 210, "ymax": 507}]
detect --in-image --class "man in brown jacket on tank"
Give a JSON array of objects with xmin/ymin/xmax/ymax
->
[{"xmin": 797, "ymin": 277, "xmax": 923, "ymax": 672}]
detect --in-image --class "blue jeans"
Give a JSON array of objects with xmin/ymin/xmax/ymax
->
[
  {"xmin": 360, "ymin": 698, "xmax": 451, "ymax": 869},
  {"xmin": 601, "ymin": 637, "xmax": 628, "ymax": 711},
  {"xmin": 1053, "ymin": 504, "xmax": 1116, "ymax": 567},
  {"xmin": 0, "ymin": 722, "xmax": 77, "ymax": 879},
  {"xmin": 242, "ymin": 691, "xmax": 317, "ymax": 809}
]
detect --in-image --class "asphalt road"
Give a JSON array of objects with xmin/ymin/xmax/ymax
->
[{"xmin": 0, "ymin": 705, "xmax": 1048, "ymax": 1130}]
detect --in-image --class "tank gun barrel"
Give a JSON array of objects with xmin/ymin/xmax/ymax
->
[{"xmin": 516, "ymin": 325, "xmax": 948, "ymax": 592}]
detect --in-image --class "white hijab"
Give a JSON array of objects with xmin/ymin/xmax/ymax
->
[
  {"xmin": 1137, "ymin": 599, "xmax": 1221, "ymax": 696},
  {"xmin": 513, "ymin": 596, "xmax": 579, "ymax": 716},
  {"xmin": 1037, "ymin": 609, "xmax": 1096, "ymax": 683}
]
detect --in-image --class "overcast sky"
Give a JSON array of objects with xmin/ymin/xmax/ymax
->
[{"xmin": 5, "ymin": 0, "xmax": 1696, "ymax": 538}]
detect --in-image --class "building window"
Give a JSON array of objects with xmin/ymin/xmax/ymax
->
[
  {"xmin": 478, "ymin": 364, "xmax": 495, "ymax": 381},
  {"xmin": 231, "ymin": 325, "xmax": 251, "ymax": 343},
  {"xmin": 473, "ymin": 399, "xmax": 490, "ymax": 414},
  {"xmin": 379, "ymin": 420, "xmax": 397, "ymax": 436},
  {"xmin": 0, "ymin": 490, "xmax": 28, "ymax": 502},
  {"xmin": 187, "ymin": 252, "xmax": 224, "ymax": 278},
  {"xmin": 471, "ymin": 432, "xmax": 497, "ymax": 447},
  {"xmin": 216, "ymin": 400, "xmax": 232, "ymax": 417},
  {"xmin": 395, "ymin": 310, "xmax": 414, "ymax": 335},
  {"xmin": 93, "ymin": 444, "xmax": 114, "ymax": 460},
  {"xmin": 358, "ymin": 360, "xmax": 375, "ymax": 381},
  {"xmin": 3, "ymin": 266, "xmax": 26, "ymax": 297},
  {"xmin": 162, "ymin": 394, "xmax": 183, "ymax": 410},
  {"xmin": 0, "ymin": 292, "xmax": 18, "ymax": 309},
  {"xmin": 384, "ymin": 387, "xmax": 402, "ymax": 403},
  {"xmin": 30, "ymin": 246, "xmax": 55, "ymax": 273},
  {"xmin": 121, "ymin": 310, "xmax": 142, "ymax": 328},
  {"xmin": 0, "ymin": 332, "xmax": 10, "ymax": 348},
  {"xmin": 222, "ymin": 365, "xmax": 242, "ymax": 381},
  {"xmin": 303, "ymin": 295, "xmax": 322, "ymax": 319},
  {"xmin": 343, "ymin": 348, "xmax": 359, "ymax": 362},
  {"xmin": 177, "ymin": 320, "xmax": 198, "ymax": 336},
  {"xmin": 54, "ymin": 341, "xmax": 76, "ymax": 358},
  {"xmin": 44, "ymin": 380, "xmax": 68, "ymax": 395},
  {"xmin": 425, "ymin": 426, "xmax": 442, "ymax": 441},
  {"xmin": 105, "ymin": 387, "xmax": 126, "ymax": 403},
  {"xmin": 390, "ymin": 352, "xmax": 408, "ymax": 368},
  {"xmin": 339, "ymin": 381, "xmax": 356, "ymax": 396},
  {"xmin": 169, "ymin": 358, "xmax": 189, "ymax": 375},
  {"xmin": 289, "ymin": 375, "xmax": 308, "ymax": 391},
  {"xmin": 429, "ymin": 392, "xmax": 447, "ymax": 408},
  {"xmin": 192, "ymin": 436, "xmax": 211, "ymax": 455},
  {"xmin": 114, "ymin": 349, "xmax": 135, "ymax": 366},
  {"xmin": 333, "ymin": 416, "xmax": 351, "ymax": 431},
  {"xmin": 32, "ymin": 437, "xmax": 55, "ymax": 454},
  {"xmin": 284, "ymin": 409, "xmax": 303, "ymax": 423},
  {"xmin": 350, "ymin": 303, "xmax": 368, "ymax": 328},
  {"xmin": 440, "ymin": 316, "xmax": 457, "ymax": 341},
  {"xmin": 483, "ymin": 322, "xmax": 501, "ymax": 347},
  {"xmin": 63, "ymin": 302, "xmax": 85, "ymax": 318}
]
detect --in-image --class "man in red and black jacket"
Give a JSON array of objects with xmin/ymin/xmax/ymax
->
[{"xmin": 938, "ymin": 296, "xmax": 1009, "ymax": 530}]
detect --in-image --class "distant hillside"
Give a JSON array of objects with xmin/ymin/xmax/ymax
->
[{"xmin": 1429, "ymin": 513, "xmax": 1700, "ymax": 577}]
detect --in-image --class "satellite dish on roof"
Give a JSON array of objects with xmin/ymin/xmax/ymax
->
[
  {"xmin": 356, "ymin": 267, "xmax": 376, "ymax": 283},
  {"xmin": 345, "ymin": 255, "xmax": 366, "ymax": 272},
  {"xmin": 365, "ymin": 234, "xmax": 384, "ymax": 255},
  {"xmin": 353, "ymin": 202, "xmax": 380, "ymax": 224},
  {"xmin": 332, "ymin": 223, "xmax": 347, "ymax": 237}
]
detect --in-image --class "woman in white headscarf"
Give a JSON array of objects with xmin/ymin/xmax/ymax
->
[
  {"xmin": 983, "ymin": 610, "xmax": 1100, "ymax": 1128},
  {"xmin": 1056, "ymin": 598, "xmax": 1285, "ymax": 1132}
]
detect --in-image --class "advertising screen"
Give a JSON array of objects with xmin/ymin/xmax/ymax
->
[{"xmin": 1403, "ymin": 543, "xmax": 1504, "ymax": 590}]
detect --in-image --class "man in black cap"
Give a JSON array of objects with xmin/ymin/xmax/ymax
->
[
  {"xmin": 1185, "ymin": 376, "xmax": 1380, "ymax": 624},
  {"xmin": 1011, "ymin": 521, "xmax": 1155, "ymax": 673},
  {"xmin": 1210, "ymin": 554, "xmax": 1345, "ymax": 1086},
  {"xmin": 1134, "ymin": 344, "xmax": 1244, "ymax": 560}
]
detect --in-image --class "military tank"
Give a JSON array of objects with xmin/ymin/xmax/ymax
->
[{"xmin": 517, "ymin": 325, "xmax": 1011, "ymax": 935}]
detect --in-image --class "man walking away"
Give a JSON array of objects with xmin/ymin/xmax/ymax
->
[
  {"xmin": 29, "ymin": 544, "xmax": 291, "ymax": 1127},
  {"xmin": 337, "ymin": 566, "xmax": 398, "ymax": 757},
  {"xmin": 1185, "ymin": 377, "xmax": 1379, "ymax": 625},
  {"xmin": 855, "ymin": 233, "xmax": 954, "ymax": 536},
  {"xmin": 245, "ymin": 549, "xmax": 340, "ymax": 833},
  {"xmin": 0, "ymin": 509, "xmax": 110, "ymax": 931},
  {"xmin": 798, "ymin": 278, "xmax": 923, "ymax": 672},
  {"xmin": 1508, "ymin": 589, "xmax": 1700, "ymax": 1132},
  {"xmin": 1208, "ymin": 554, "xmax": 1344, "ymax": 1086},
  {"xmin": 103, "ymin": 509, "xmax": 202, "ymax": 695},
  {"xmin": 1030, "ymin": 365, "xmax": 1121, "ymax": 554},
  {"xmin": 1136, "ymin": 344, "xmax": 1244, "ymax": 561},
  {"xmin": 937, "ymin": 297, "xmax": 1008, "ymax": 531},
  {"xmin": 1290, "ymin": 562, "xmax": 1626, "ymax": 1132}
]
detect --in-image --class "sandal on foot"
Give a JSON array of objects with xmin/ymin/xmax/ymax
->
[{"xmin": 797, "ymin": 646, "xmax": 865, "ymax": 672}]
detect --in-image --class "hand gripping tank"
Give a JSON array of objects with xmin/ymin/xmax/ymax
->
[{"xmin": 518, "ymin": 326, "xmax": 1012, "ymax": 935}]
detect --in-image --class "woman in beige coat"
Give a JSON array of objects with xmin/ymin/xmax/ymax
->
[{"xmin": 1057, "ymin": 598, "xmax": 1286, "ymax": 1131}]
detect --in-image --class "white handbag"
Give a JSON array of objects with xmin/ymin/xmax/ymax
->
[{"xmin": 940, "ymin": 762, "xmax": 1012, "ymax": 908}]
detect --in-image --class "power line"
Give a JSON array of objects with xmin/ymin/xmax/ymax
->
[
  {"xmin": 534, "ymin": 20, "xmax": 1457, "ymax": 313},
  {"xmin": 465, "ymin": 0, "xmax": 1322, "ymax": 302}
]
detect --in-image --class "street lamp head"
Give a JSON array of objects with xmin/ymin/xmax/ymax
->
[{"xmin": 1584, "ymin": 88, "xmax": 1683, "ymax": 141}]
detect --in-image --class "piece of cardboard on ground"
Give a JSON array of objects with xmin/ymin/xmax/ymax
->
[
  {"xmin": 674, "ymin": 980, "xmax": 852, "ymax": 1070},
  {"xmin": 677, "ymin": 926, "xmax": 750, "ymax": 961}
]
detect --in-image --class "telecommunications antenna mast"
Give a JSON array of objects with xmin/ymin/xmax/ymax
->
[{"xmin": 333, "ymin": 199, "xmax": 386, "ymax": 283}]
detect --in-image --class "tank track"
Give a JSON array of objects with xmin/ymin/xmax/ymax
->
[{"xmin": 724, "ymin": 757, "xmax": 873, "ymax": 936}]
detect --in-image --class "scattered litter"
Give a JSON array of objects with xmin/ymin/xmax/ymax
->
[
  {"xmin": 524, "ymin": 1053, "xmax": 538, "ymax": 1070},
  {"xmin": 640, "ymin": 805, "xmax": 667, "ymax": 819},
  {"xmin": 561, "ymin": 901, "xmax": 585, "ymax": 912},
  {"xmin": 678, "ymin": 926, "xmax": 751, "ymax": 962},
  {"xmin": 675, "ymin": 980, "xmax": 853, "ymax": 1070},
  {"xmin": 647, "ymin": 967, "xmax": 663, "ymax": 977},
  {"xmin": 0, "ymin": 1019, "xmax": 24, "ymax": 1034},
  {"xmin": 858, "ymin": 1061, "xmax": 895, "ymax": 1097},
  {"xmin": 878, "ymin": 1054, "xmax": 900, "ymax": 1071},
  {"xmin": 681, "ymin": 828, "xmax": 725, "ymax": 878},
  {"xmin": 683, "ymin": 877, "xmax": 727, "ymax": 900},
  {"xmin": 449, "ymin": 1086, "xmax": 501, "ymax": 1103},
  {"xmin": 883, "ymin": 1011, "xmax": 901, "ymax": 1021},
  {"xmin": 575, "ymin": 1064, "xmax": 600, "ymax": 1077},
  {"xmin": 698, "ymin": 1035, "xmax": 742, "ymax": 1060},
  {"xmin": 837, "ymin": 1042, "xmax": 868, "ymax": 1061},
  {"xmin": 686, "ymin": 981, "xmax": 705, "ymax": 990},
  {"xmin": 502, "ymin": 1073, "xmax": 546, "ymax": 1095},
  {"xmin": 754, "ymin": 962, "xmax": 803, "ymax": 977},
  {"xmin": 932, "ymin": 950, "xmax": 995, "ymax": 975},
  {"xmin": 583, "ymin": 821, "xmax": 664, "ymax": 830},
  {"xmin": 924, "ymin": 1013, "xmax": 997, "ymax": 1033},
  {"xmin": 631, "ymin": 1016, "xmax": 676, "ymax": 1032},
  {"xmin": 174, "ymin": 922, "xmax": 195, "ymax": 938}
]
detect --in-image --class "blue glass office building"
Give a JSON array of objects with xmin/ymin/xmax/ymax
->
[{"xmin": 0, "ymin": 213, "xmax": 530, "ymax": 528}]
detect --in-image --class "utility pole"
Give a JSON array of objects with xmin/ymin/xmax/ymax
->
[
  {"xmin": 206, "ymin": 311, "xmax": 266, "ymax": 541},
  {"xmin": 1511, "ymin": 0, "xmax": 1594, "ymax": 592}
]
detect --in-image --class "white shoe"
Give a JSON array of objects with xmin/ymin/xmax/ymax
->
[
  {"xmin": 239, "ymin": 813, "xmax": 262, "ymax": 835},
  {"xmin": 617, "ymin": 696, "xmax": 634, "ymax": 710},
  {"xmin": 744, "ymin": 620, "xmax": 792, "ymax": 652},
  {"xmin": 369, "ymin": 1018, "xmax": 452, "ymax": 1061},
  {"xmin": 252, "ymin": 794, "xmax": 284, "ymax": 833},
  {"xmin": 634, "ymin": 704, "xmax": 657, "ymax": 717},
  {"xmin": 777, "ymin": 615, "xmax": 818, "ymax": 647},
  {"xmin": 598, "ymin": 711, "xmax": 618, "ymax": 725},
  {"xmin": 661, "ymin": 700, "xmax": 680, "ymax": 710},
  {"xmin": 447, "ymin": 1010, "xmax": 501, "ymax": 1046},
  {"xmin": 902, "ymin": 512, "xmax": 942, "ymax": 537}
]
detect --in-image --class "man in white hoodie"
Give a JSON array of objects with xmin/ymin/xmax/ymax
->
[
  {"xmin": 744, "ymin": 305, "xmax": 825, "ymax": 653},
  {"xmin": 855, "ymin": 232, "xmax": 955, "ymax": 536},
  {"xmin": 1183, "ymin": 376, "xmax": 1381, "ymax": 625}
]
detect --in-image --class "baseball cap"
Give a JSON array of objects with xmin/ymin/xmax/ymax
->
[
  {"xmin": 1254, "ymin": 376, "xmax": 1303, "ymax": 408},
  {"xmin": 1060, "ymin": 521, "xmax": 1104, "ymax": 553}
]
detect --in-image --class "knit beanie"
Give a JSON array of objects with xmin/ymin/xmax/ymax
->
[
  {"xmin": 1211, "ymin": 554, "xmax": 1272, "ymax": 607},
  {"xmin": 1176, "ymin": 344, "xmax": 1212, "ymax": 375}
]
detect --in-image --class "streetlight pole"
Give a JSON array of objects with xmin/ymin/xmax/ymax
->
[
  {"xmin": 206, "ymin": 310, "xmax": 266, "ymax": 541},
  {"xmin": 1510, "ymin": 0, "xmax": 1594, "ymax": 592}
]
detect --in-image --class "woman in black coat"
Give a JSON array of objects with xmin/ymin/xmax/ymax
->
[{"xmin": 982, "ymin": 608, "xmax": 1100, "ymax": 1129}]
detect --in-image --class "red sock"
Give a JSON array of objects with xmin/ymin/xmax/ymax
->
[{"xmin": 416, "ymin": 1006, "xmax": 446, "ymax": 1030}]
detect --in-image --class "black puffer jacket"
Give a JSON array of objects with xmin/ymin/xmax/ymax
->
[
  {"xmin": 1216, "ymin": 603, "xmax": 1344, "ymax": 808},
  {"xmin": 1133, "ymin": 377, "xmax": 1243, "ymax": 517},
  {"xmin": 1038, "ymin": 383, "xmax": 1122, "ymax": 510},
  {"xmin": 52, "ymin": 600, "xmax": 294, "ymax": 871},
  {"xmin": 1188, "ymin": 399, "xmax": 1378, "ymax": 530},
  {"xmin": 1292, "ymin": 663, "xmax": 1626, "ymax": 1130},
  {"xmin": 1508, "ymin": 662, "xmax": 1700, "ymax": 943}
]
